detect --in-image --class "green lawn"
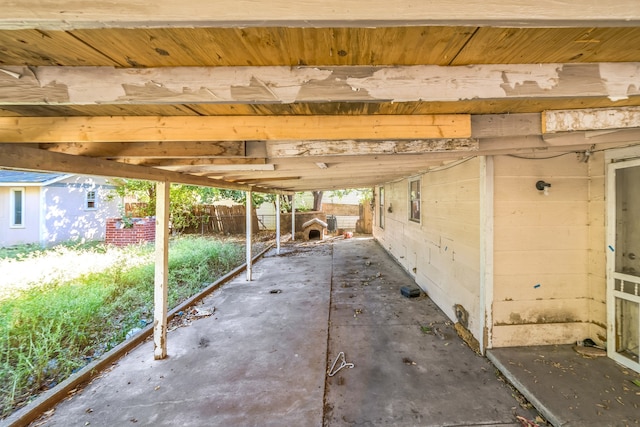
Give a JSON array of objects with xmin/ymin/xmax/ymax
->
[{"xmin": 0, "ymin": 236, "xmax": 250, "ymax": 418}]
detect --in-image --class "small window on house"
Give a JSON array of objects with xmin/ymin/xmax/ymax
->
[
  {"xmin": 409, "ymin": 179, "xmax": 421, "ymax": 223},
  {"xmin": 10, "ymin": 187, "xmax": 25, "ymax": 228},
  {"xmin": 379, "ymin": 186, "xmax": 384, "ymax": 229},
  {"xmin": 86, "ymin": 190, "xmax": 97, "ymax": 210}
]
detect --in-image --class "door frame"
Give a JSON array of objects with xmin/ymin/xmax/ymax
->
[{"xmin": 606, "ymin": 155, "xmax": 640, "ymax": 372}]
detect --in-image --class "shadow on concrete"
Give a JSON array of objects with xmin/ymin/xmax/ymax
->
[{"xmin": 21, "ymin": 237, "xmax": 547, "ymax": 427}]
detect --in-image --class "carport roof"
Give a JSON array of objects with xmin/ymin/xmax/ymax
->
[{"xmin": 1, "ymin": 1, "xmax": 640, "ymax": 193}]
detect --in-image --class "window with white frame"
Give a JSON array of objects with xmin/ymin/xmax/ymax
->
[
  {"xmin": 85, "ymin": 190, "xmax": 97, "ymax": 210},
  {"xmin": 379, "ymin": 186, "xmax": 384, "ymax": 228},
  {"xmin": 409, "ymin": 179, "xmax": 421, "ymax": 222},
  {"xmin": 10, "ymin": 187, "xmax": 25, "ymax": 228}
]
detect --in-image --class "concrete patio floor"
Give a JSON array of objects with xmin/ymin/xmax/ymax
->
[
  {"xmin": 488, "ymin": 345, "xmax": 640, "ymax": 427},
  {"xmin": 21, "ymin": 237, "xmax": 550, "ymax": 426}
]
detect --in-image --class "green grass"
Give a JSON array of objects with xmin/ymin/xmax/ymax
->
[
  {"xmin": 0, "ymin": 240, "xmax": 106, "ymax": 261},
  {"xmin": 0, "ymin": 236, "xmax": 246, "ymax": 418}
]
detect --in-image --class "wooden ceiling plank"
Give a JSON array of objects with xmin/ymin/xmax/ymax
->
[
  {"xmin": 0, "ymin": 29, "xmax": 118, "ymax": 66},
  {"xmin": 451, "ymin": 27, "xmax": 640, "ymax": 65},
  {"xmin": 8, "ymin": 26, "xmax": 470, "ymax": 69},
  {"xmin": 0, "ymin": 143, "xmax": 288, "ymax": 194},
  {"xmin": 3, "ymin": 63, "xmax": 640, "ymax": 106},
  {"xmin": 0, "ymin": 115, "xmax": 471, "ymax": 142}
]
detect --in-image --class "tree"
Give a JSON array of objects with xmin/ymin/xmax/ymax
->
[{"xmin": 312, "ymin": 191, "xmax": 323, "ymax": 211}]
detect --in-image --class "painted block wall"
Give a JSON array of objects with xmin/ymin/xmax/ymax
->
[
  {"xmin": 491, "ymin": 155, "xmax": 596, "ymax": 347},
  {"xmin": 374, "ymin": 154, "xmax": 608, "ymax": 349},
  {"xmin": 374, "ymin": 158, "xmax": 482, "ymax": 339},
  {"xmin": 0, "ymin": 186, "xmax": 41, "ymax": 246}
]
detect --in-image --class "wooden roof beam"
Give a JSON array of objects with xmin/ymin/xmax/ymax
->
[
  {"xmin": 2, "ymin": 64, "xmax": 639, "ymax": 106},
  {"xmin": 266, "ymin": 139, "xmax": 477, "ymax": 157},
  {"xmin": 38, "ymin": 141, "xmax": 246, "ymax": 158},
  {"xmin": 0, "ymin": 115, "xmax": 471, "ymax": 142},
  {"xmin": 116, "ymin": 158, "xmax": 267, "ymax": 166},
  {"xmin": 1, "ymin": 0, "xmax": 638, "ymax": 30},
  {"xmin": 0, "ymin": 144, "xmax": 289, "ymax": 194}
]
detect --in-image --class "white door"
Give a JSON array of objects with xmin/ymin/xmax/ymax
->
[{"xmin": 607, "ymin": 158, "xmax": 640, "ymax": 372}]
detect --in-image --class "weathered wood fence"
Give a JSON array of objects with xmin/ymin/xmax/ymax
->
[{"xmin": 126, "ymin": 203, "xmax": 258, "ymax": 235}]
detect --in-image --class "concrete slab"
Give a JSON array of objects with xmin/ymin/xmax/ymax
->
[
  {"xmin": 25, "ymin": 237, "xmax": 538, "ymax": 427},
  {"xmin": 324, "ymin": 239, "xmax": 537, "ymax": 426},
  {"xmin": 33, "ymin": 244, "xmax": 332, "ymax": 427},
  {"xmin": 488, "ymin": 345, "xmax": 640, "ymax": 427}
]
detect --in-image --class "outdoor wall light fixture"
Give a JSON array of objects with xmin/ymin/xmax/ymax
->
[
  {"xmin": 387, "ymin": 203, "xmax": 393, "ymax": 213},
  {"xmin": 536, "ymin": 180, "xmax": 551, "ymax": 196}
]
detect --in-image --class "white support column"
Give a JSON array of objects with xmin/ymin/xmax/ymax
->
[
  {"xmin": 246, "ymin": 189, "xmax": 252, "ymax": 281},
  {"xmin": 479, "ymin": 156, "xmax": 494, "ymax": 354},
  {"xmin": 276, "ymin": 195, "xmax": 281, "ymax": 255},
  {"xmin": 291, "ymin": 193, "xmax": 296, "ymax": 241},
  {"xmin": 154, "ymin": 179, "xmax": 170, "ymax": 360}
]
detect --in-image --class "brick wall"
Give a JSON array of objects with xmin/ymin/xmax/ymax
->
[{"xmin": 105, "ymin": 217, "xmax": 156, "ymax": 246}]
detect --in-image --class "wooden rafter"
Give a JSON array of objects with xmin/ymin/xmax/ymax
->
[
  {"xmin": 37, "ymin": 141, "xmax": 245, "ymax": 158},
  {"xmin": 0, "ymin": 143, "xmax": 287, "ymax": 194},
  {"xmin": 117, "ymin": 158, "xmax": 267, "ymax": 166}
]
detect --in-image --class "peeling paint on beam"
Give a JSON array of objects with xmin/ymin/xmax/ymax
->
[
  {"xmin": 543, "ymin": 106, "xmax": 640, "ymax": 133},
  {"xmin": 2, "ymin": 63, "xmax": 640, "ymax": 106},
  {"xmin": 267, "ymin": 139, "xmax": 478, "ymax": 157}
]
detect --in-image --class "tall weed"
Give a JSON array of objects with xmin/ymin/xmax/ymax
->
[{"xmin": 0, "ymin": 236, "xmax": 247, "ymax": 418}]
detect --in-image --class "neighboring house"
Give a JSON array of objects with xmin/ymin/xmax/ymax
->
[
  {"xmin": 374, "ymin": 146, "xmax": 640, "ymax": 373},
  {"xmin": 0, "ymin": 170, "xmax": 120, "ymax": 247}
]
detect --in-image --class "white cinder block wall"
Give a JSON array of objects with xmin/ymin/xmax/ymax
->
[
  {"xmin": 374, "ymin": 154, "xmax": 607, "ymax": 349},
  {"xmin": 374, "ymin": 157, "xmax": 482, "ymax": 340},
  {"xmin": 491, "ymin": 155, "xmax": 593, "ymax": 347}
]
